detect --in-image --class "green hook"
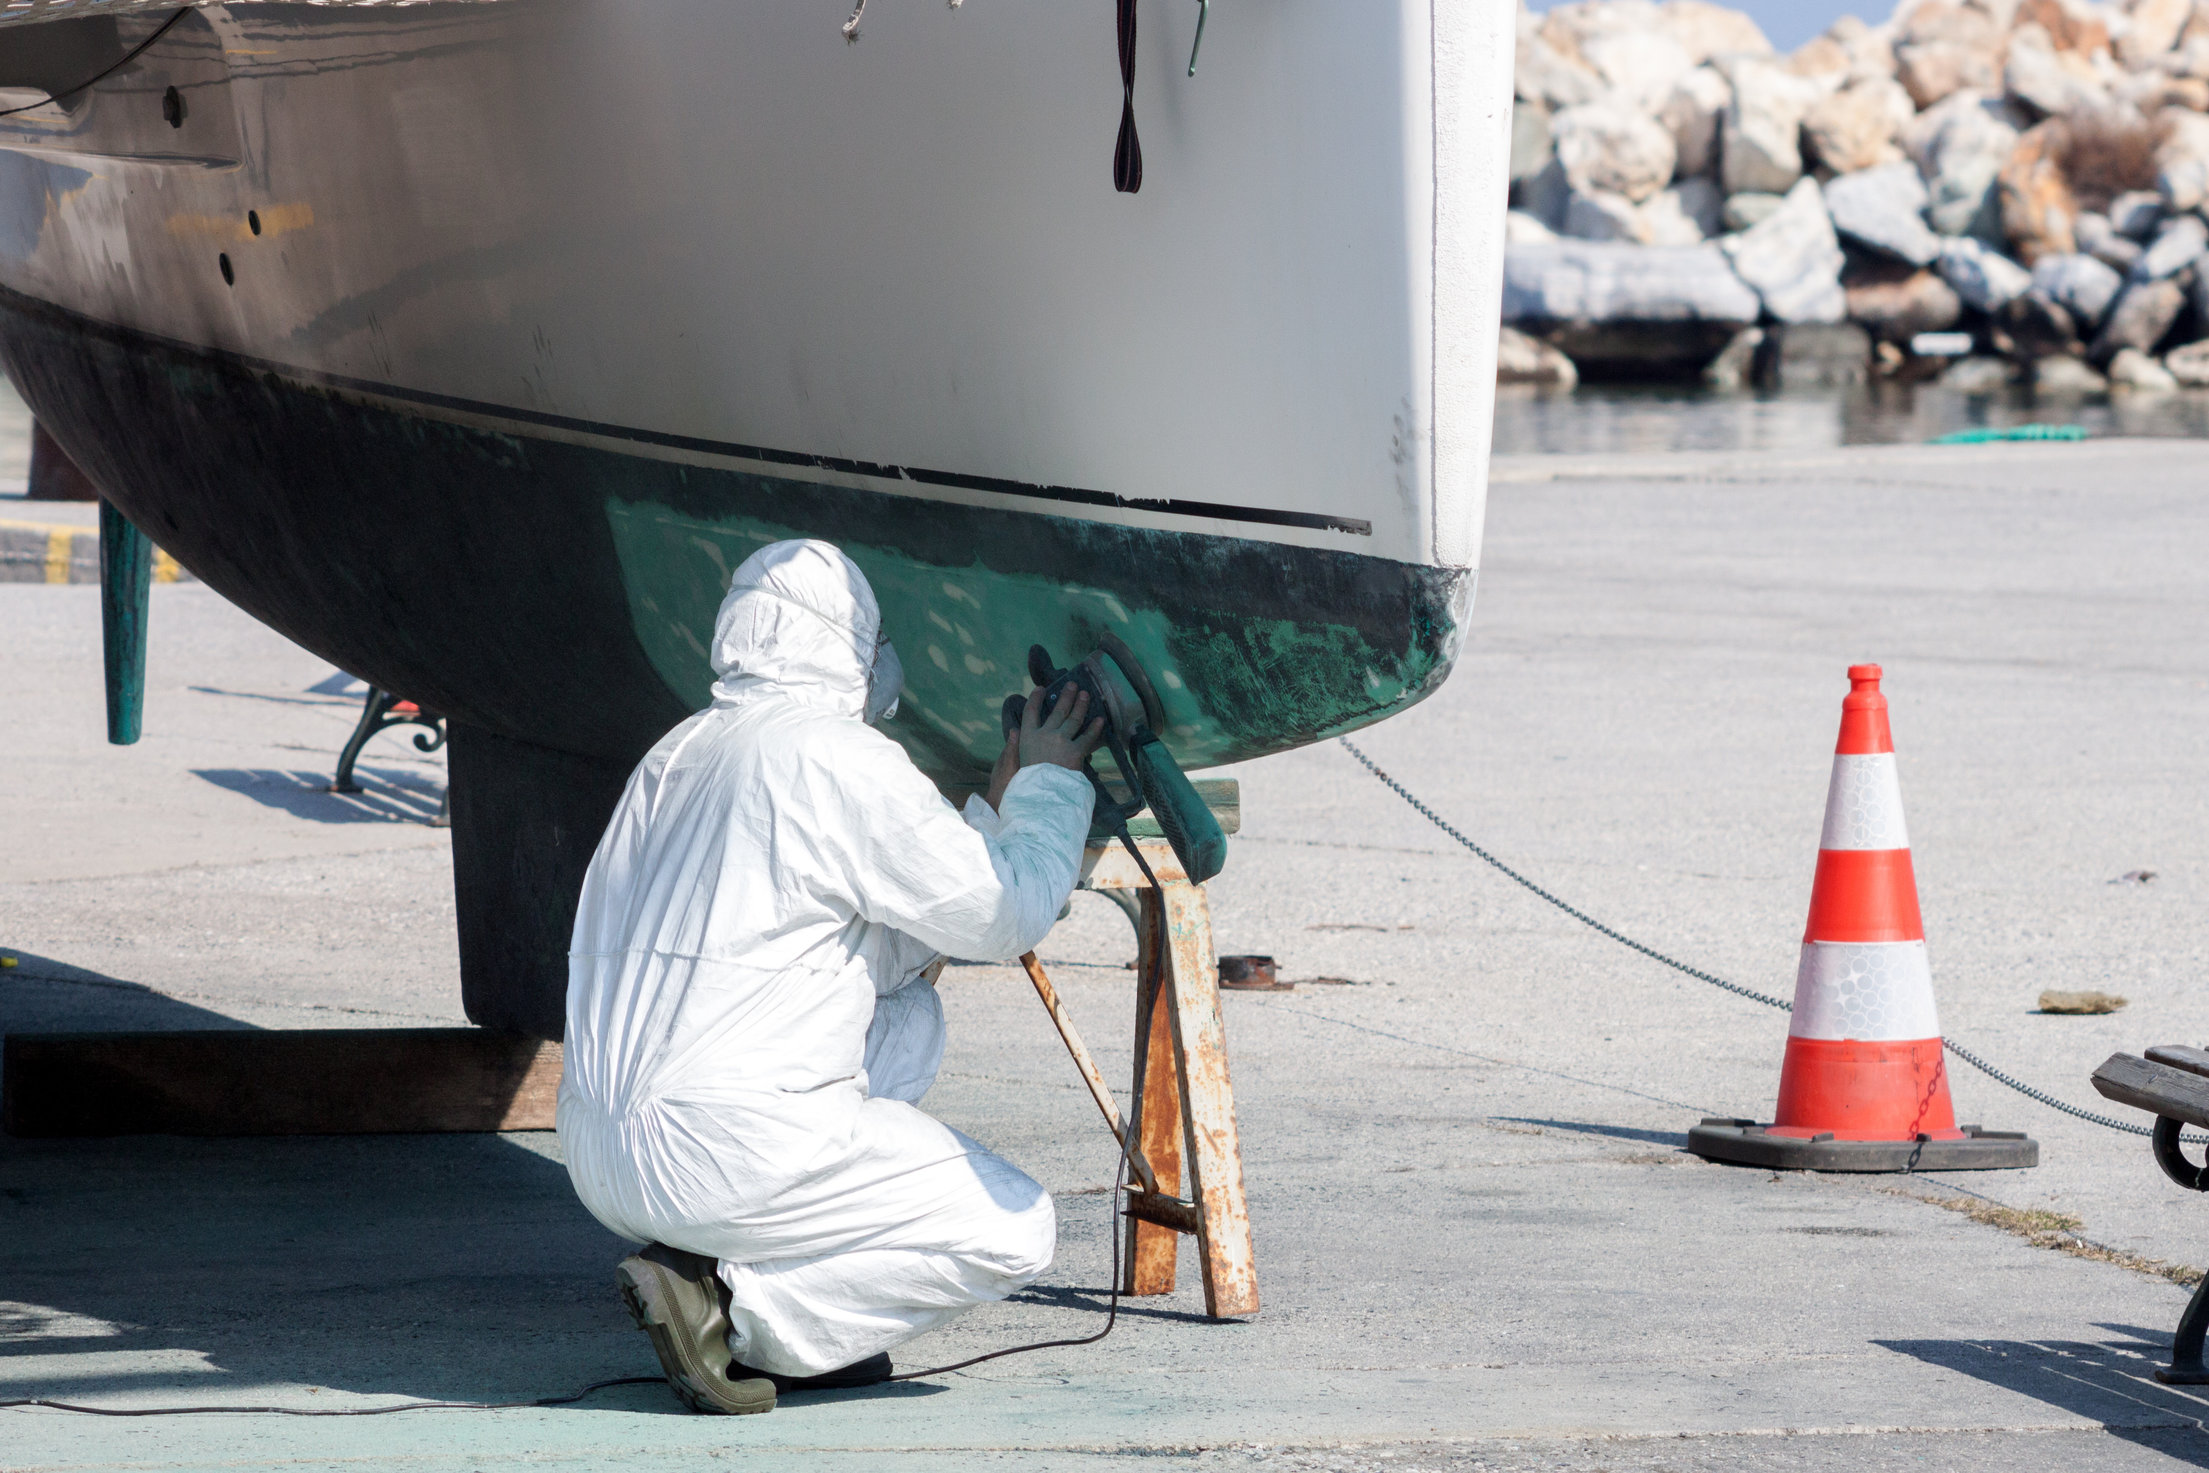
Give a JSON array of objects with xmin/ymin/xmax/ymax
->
[{"xmin": 1186, "ymin": 0, "xmax": 1209, "ymax": 76}]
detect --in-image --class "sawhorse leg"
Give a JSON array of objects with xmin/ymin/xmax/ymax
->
[
  {"xmin": 1120, "ymin": 878, "xmax": 1258, "ymax": 1318},
  {"xmin": 1124, "ymin": 891, "xmax": 1182, "ymax": 1296}
]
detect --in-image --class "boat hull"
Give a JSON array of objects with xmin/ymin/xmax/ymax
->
[
  {"xmin": 0, "ymin": 287, "xmax": 1472, "ymax": 781},
  {"xmin": 0, "ymin": 0, "xmax": 1510, "ymax": 1033}
]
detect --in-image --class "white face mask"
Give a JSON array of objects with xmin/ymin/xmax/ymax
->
[{"xmin": 864, "ymin": 636, "xmax": 904, "ymax": 725}]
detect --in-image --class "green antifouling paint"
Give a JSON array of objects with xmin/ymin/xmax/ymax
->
[
  {"xmin": 1929, "ymin": 424, "xmax": 2087, "ymax": 444},
  {"xmin": 99, "ymin": 500, "xmax": 152, "ymax": 746}
]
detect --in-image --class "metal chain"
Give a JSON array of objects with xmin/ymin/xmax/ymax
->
[{"xmin": 1338, "ymin": 738, "xmax": 2198, "ymax": 1145}]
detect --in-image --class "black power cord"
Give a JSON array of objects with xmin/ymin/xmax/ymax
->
[
  {"xmin": 0, "ymin": 1376, "xmax": 661, "ymax": 1418},
  {"xmin": 0, "ymin": 8, "xmax": 190, "ymax": 120},
  {"xmin": 889, "ymin": 1117, "xmax": 1132, "ymax": 1380}
]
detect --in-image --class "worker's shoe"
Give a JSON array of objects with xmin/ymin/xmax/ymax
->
[
  {"xmin": 734, "ymin": 1351, "xmax": 894, "ymax": 1395},
  {"xmin": 615, "ymin": 1244, "xmax": 777, "ymax": 1415}
]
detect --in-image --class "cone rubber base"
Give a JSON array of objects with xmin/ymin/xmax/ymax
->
[{"xmin": 1687, "ymin": 1118, "xmax": 2038, "ymax": 1171}]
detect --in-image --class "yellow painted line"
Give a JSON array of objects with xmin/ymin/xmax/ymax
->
[
  {"xmin": 42, "ymin": 526, "xmax": 72, "ymax": 584},
  {"xmin": 2, "ymin": 519, "xmax": 189, "ymax": 584}
]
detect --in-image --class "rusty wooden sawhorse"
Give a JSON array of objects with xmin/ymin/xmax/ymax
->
[{"xmin": 1021, "ymin": 833, "xmax": 1258, "ymax": 1319}]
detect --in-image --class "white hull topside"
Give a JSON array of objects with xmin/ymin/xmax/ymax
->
[{"xmin": 0, "ymin": 0, "xmax": 1514, "ymax": 569}]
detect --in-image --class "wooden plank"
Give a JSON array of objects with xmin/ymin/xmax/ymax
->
[
  {"xmin": 2148, "ymin": 1045, "xmax": 2209, "ymax": 1081},
  {"xmin": 2092, "ymin": 1052, "xmax": 2209, "ymax": 1131},
  {"xmin": 1161, "ymin": 881, "xmax": 1260, "ymax": 1318},
  {"xmin": 1123, "ymin": 891, "xmax": 1184, "ymax": 1297},
  {"xmin": 2, "ymin": 1029, "xmax": 562, "ymax": 1137}
]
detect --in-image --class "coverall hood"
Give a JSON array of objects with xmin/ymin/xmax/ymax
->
[{"xmin": 710, "ymin": 539, "xmax": 903, "ymax": 722}]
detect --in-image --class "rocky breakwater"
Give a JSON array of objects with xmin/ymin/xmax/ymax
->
[{"xmin": 1502, "ymin": 0, "xmax": 2209, "ymax": 395}]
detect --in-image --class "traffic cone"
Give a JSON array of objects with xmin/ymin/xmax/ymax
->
[{"xmin": 1689, "ymin": 665, "xmax": 2037, "ymax": 1171}]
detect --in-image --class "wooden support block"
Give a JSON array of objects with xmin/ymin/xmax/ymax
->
[
  {"xmin": 1124, "ymin": 891, "xmax": 1186, "ymax": 1296},
  {"xmin": 2, "ymin": 1028, "xmax": 562, "ymax": 1137},
  {"xmin": 1160, "ymin": 882, "xmax": 1259, "ymax": 1319}
]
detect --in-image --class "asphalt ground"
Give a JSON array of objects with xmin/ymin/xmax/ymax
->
[{"xmin": 7, "ymin": 439, "xmax": 2209, "ymax": 1469}]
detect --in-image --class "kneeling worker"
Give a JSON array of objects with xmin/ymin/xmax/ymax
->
[{"xmin": 557, "ymin": 539, "xmax": 1103, "ymax": 1414}]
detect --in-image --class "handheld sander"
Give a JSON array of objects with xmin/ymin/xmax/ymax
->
[{"xmin": 1000, "ymin": 633, "xmax": 1226, "ymax": 885}]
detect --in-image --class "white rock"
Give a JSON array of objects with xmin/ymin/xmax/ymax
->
[
  {"xmin": 2095, "ymin": 276, "xmax": 2190, "ymax": 355},
  {"xmin": 1515, "ymin": 157, "xmax": 1573, "ymax": 231},
  {"xmin": 1937, "ymin": 235, "xmax": 2035, "ymax": 311},
  {"xmin": 2108, "ymin": 191, "xmax": 2165, "ymax": 240},
  {"xmin": 1563, "ymin": 187, "xmax": 1648, "ymax": 242},
  {"xmin": 1659, "ymin": 65, "xmax": 1733, "ymax": 178},
  {"xmin": 1895, "ymin": 2, "xmax": 2005, "ymax": 109},
  {"xmin": 1501, "ymin": 239, "xmax": 1762, "ymax": 325},
  {"xmin": 1537, "ymin": 2, "xmax": 1668, "ymax": 52},
  {"xmin": 2005, "ymin": 22, "xmax": 2111, "ymax": 117},
  {"xmin": 1553, "ymin": 101, "xmax": 1679, "ymax": 204},
  {"xmin": 1848, "ymin": 268, "xmax": 1966, "ymax": 340},
  {"xmin": 2076, "ymin": 210, "xmax": 2145, "ymax": 272},
  {"xmin": 1511, "ymin": 100, "xmax": 1554, "ymax": 185},
  {"xmin": 2031, "ymin": 251, "xmax": 2125, "ymax": 327},
  {"xmin": 1506, "ymin": 210, "xmax": 1560, "ymax": 245},
  {"xmin": 2108, "ymin": 345, "xmax": 2181, "ymax": 389},
  {"xmin": 1723, "ymin": 191, "xmax": 1787, "ymax": 230},
  {"xmin": 2119, "ymin": 0, "xmax": 2192, "ymax": 66},
  {"xmin": 1580, "ymin": 25, "xmax": 1698, "ymax": 113},
  {"xmin": 1721, "ymin": 58, "xmax": 1822, "ymax": 195},
  {"xmin": 2156, "ymin": 109, "xmax": 2209, "ymax": 211},
  {"xmin": 2175, "ymin": 32, "xmax": 2209, "ymax": 81},
  {"xmin": 1906, "ymin": 90, "xmax": 2025, "ymax": 237},
  {"xmin": 2034, "ymin": 353, "xmax": 2108, "ymax": 392},
  {"xmin": 1804, "ymin": 77, "xmax": 1916, "ymax": 173},
  {"xmin": 1639, "ymin": 183, "xmax": 1718, "ymax": 244},
  {"xmin": 1516, "ymin": 26, "xmax": 1607, "ymax": 109},
  {"xmin": 2166, "ymin": 338, "xmax": 2209, "ymax": 387},
  {"xmin": 1720, "ymin": 175, "xmax": 1847, "ymax": 323},
  {"xmin": 1497, "ymin": 326, "xmax": 1581, "ymax": 388},
  {"xmin": 1669, "ymin": 175, "xmax": 1726, "ymax": 237},
  {"xmin": 1939, "ymin": 355, "xmax": 2016, "ymax": 392},
  {"xmin": 1658, "ymin": 0, "xmax": 1775, "ymax": 64},
  {"xmin": 2136, "ymin": 213, "xmax": 2209, "ymax": 279},
  {"xmin": 1824, "ymin": 162, "xmax": 1943, "ymax": 265},
  {"xmin": 1826, "ymin": 15, "xmax": 1899, "ymax": 87}
]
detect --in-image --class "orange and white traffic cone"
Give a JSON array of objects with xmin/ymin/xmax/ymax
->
[{"xmin": 1689, "ymin": 665, "xmax": 2036, "ymax": 1171}]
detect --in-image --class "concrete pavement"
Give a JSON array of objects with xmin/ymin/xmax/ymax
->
[{"xmin": 8, "ymin": 438, "xmax": 2209, "ymax": 1468}]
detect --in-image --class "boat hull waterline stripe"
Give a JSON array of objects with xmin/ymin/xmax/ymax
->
[{"xmin": 16, "ymin": 296, "xmax": 1372, "ymax": 538}]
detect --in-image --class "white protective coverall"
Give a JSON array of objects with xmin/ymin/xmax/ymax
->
[{"xmin": 557, "ymin": 539, "xmax": 1097, "ymax": 1377}]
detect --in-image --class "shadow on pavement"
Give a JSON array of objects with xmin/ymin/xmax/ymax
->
[
  {"xmin": 0, "ymin": 952, "xmax": 252, "ymax": 1043},
  {"xmin": 1005, "ymin": 1282, "xmax": 1226, "ymax": 1327},
  {"xmin": 0, "ymin": 962, "xmax": 644, "ymax": 1411},
  {"xmin": 192, "ymin": 766, "xmax": 445, "ymax": 824},
  {"xmin": 1879, "ymin": 1328, "xmax": 2209, "ymax": 1467},
  {"xmin": 0, "ymin": 1127, "xmax": 650, "ymax": 1410},
  {"xmin": 1497, "ymin": 1118, "xmax": 1690, "ymax": 1147}
]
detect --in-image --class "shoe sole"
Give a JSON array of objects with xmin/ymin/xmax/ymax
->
[{"xmin": 616, "ymin": 1256, "xmax": 776, "ymax": 1416}]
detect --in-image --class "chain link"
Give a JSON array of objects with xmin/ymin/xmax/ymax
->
[{"xmin": 1338, "ymin": 738, "xmax": 2200, "ymax": 1145}]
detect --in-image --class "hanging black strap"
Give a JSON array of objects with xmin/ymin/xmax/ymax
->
[{"xmin": 1113, "ymin": 0, "xmax": 1143, "ymax": 194}]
